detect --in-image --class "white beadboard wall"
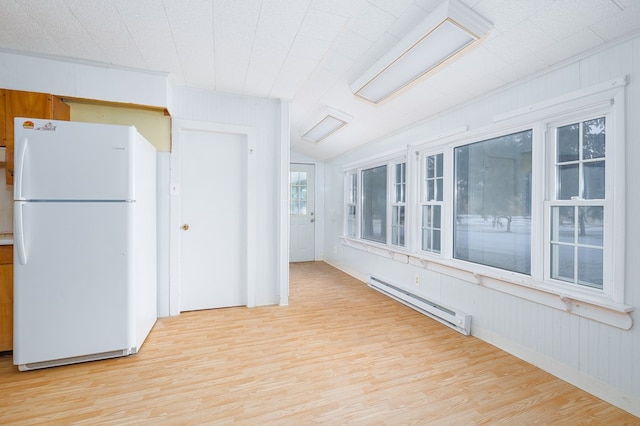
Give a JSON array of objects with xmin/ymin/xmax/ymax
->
[
  {"xmin": 322, "ymin": 35, "xmax": 640, "ymax": 416},
  {"xmin": 169, "ymin": 86, "xmax": 286, "ymax": 306}
]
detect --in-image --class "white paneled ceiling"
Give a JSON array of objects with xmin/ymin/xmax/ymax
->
[{"xmin": 1, "ymin": 0, "xmax": 639, "ymax": 160}]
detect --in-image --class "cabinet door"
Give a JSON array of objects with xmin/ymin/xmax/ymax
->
[{"xmin": 5, "ymin": 90, "xmax": 70, "ymax": 185}]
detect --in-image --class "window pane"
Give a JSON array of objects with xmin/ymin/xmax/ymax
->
[
  {"xmin": 290, "ymin": 201, "xmax": 298, "ymax": 214},
  {"xmin": 391, "ymin": 206, "xmax": 405, "ymax": 247},
  {"xmin": 299, "ymin": 201, "xmax": 307, "ymax": 215},
  {"xmin": 347, "ymin": 204, "xmax": 357, "ymax": 237},
  {"xmin": 454, "ymin": 130, "xmax": 532, "ymax": 274},
  {"xmin": 427, "ymin": 156, "xmax": 435, "ymax": 178},
  {"xmin": 433, "ymin": 230, "xmax": 441, "ymax": 253},
  {"xmin": 583, "ymin": 117, "xmax": 605, "ymax": 159},
  {"xmin": 395, "ymin": 163, "xmax": 406, "ymax": 203},
  {"xmin": 361, "ymin": 165, "xmax": 387, "ymax": 243},
  {"xmin": 426, "ymin": 180, "xmax": 435, "ymax": 201},
  {"xmin": 557, "ymin": 164, "xmax": 579, "ymax": 200},
  {"xmin": 395, "ymin": 183, "xmax": 404, "ymax": 203},
  {"xmin": 578, "ymin": 247, "xmax": 603, "ymax": 289},
  {"xmin": 348, "ymin": 174, "xmax": 357, "ymax": 203},
  {"xmin": 578, "ymin": 206, "xmax": 603, "ymax": 246},
  {"xmin": 422, "ymin": 206, "xmax": 439, "ymax": 253},
  {"xmin": 551, "ymin": 206, "xmax": 575, "ymax": 243},
  {"xmin": 557, "ymin": 123, "xmax": 579, "ymax": 162},
  {"xmin": 423, "ymin": 205, "xmax": 431, "ymax": 228},
  {"xmin": 425, "ymin": 154, "xmax": 443, "ymax": 202},
  {"xmin": 422, "ymin": 229, "xmax": 431, "ymax": 250},
  {"xmin": 583, "ymin": 161, "xmax": 605, "ymax": 199},
  {"xmin": 433, "ymin": 205, "xmax": 441, "ymax": 227},
  {"xmin": 551, "ymin": 244, "xmax": 575, "ymax": 283}
]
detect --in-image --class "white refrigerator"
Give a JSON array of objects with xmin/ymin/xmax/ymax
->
[{"xmin": 13, "ymin": 117, "xmax": 157, "ymax": 371}]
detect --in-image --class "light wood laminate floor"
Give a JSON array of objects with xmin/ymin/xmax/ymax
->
[{"xmin": 0, "ymin": 261, "xmax": 637, "ymax": 424}]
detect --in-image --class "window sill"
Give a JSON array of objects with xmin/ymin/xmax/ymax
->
[{"xmin": 340, "ymin": 237, "xmax": 633, "ymax": 330}]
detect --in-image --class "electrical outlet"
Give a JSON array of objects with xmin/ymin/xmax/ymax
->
[{"xmin": 414, "ymin": 274, "xmax": 420, "ymax": 286}]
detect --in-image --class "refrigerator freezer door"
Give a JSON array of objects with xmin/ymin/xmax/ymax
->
[
  {"xmin": 14, "ymin": 118, "xmax": 135, "ymax": 201},
  {"xmin": 13, "ymin": 201, "xmax": 135, "ymax": 368}
]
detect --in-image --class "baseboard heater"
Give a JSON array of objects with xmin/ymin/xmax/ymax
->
[{"xmin": 368, "ymin": 276, "xmax": 471, "ymax": 336}]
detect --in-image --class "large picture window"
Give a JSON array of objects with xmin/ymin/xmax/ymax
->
[
  {"xmin": 361, "ymin": 165, "xmax": 387, "ymax": 243},
  {"xmin": 454, "ymin": 130, "xmax": 533, "ymax": 274}
]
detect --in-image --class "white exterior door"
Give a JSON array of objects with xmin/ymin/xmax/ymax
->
[
  {"xmin": 289, "ymin": 163, "xmax": 315, "ymax": 262},
  {"xmin": 179, "ymin": 129, "xmax": 247, "ymax": 311}
]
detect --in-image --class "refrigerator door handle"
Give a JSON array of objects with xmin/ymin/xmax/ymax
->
[
  {"xmin": 14, "ymin": 136, "xmax": 28, "ymax": 200},
  {"xmin": 15, "ymin": 202, "xmax": 27, "ymax": 265}
]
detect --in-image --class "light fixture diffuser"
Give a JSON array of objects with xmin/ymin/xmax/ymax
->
[
  {"xmin": 350, "ymin": 0, "xmax": 492, "ymax": 104},
  {"xmin": 302, "ymin": 108, "xmax": 352, "ymax": 143}
]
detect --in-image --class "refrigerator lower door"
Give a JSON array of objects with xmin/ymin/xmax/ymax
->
[{"xmin": 14, "ymin": 201, "xmax": 135, "ymax": 370}]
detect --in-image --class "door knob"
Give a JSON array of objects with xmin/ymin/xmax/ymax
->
[
  {"xmin": 310, "ymin": 219, "xmax": 315, "ymax": 223},
  {"xmin": 182, "ymin": 224, "xmax": 189, "ymax": 231}
]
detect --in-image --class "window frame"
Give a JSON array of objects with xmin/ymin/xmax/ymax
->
[
  {"xmin": 343, "ymin": 153, "xmax": 407, "ymax": 249},
  {"xmin": 344, "ymin": 170, "xmax": 358, "ymax": 238},
  {"xmin": 543, "ymin": 103, "xmax": 621, "ymax": 301},
  {"xmin": 391, "ymin": 162, "xmax": 407, "ymax": 247},
  {"xmin": 419, "ymin": 151, "xmax": 446, "ymax": 255}
]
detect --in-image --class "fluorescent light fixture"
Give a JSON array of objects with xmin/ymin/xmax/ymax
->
[
  {"xmin": 350, "ymin": 0, "xmax": 492, "ymax": 104},
  {"xmin": 302, "ymin": 108, "xmax": 352, "ymax": 143}
]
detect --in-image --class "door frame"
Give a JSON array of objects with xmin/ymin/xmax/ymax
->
[{"xmin": 169, "ymin": 119, "xmax": 257, "ymax": 316}]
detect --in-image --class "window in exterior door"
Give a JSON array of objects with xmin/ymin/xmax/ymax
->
[{"xmin": 290, "ymin": 171, "xmax": 307, "ymax": 215}]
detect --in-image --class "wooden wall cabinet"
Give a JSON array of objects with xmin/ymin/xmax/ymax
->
[
  {"xmin": 0, "ymin": 245, "xmax": 12, "ymax": 352},
  {"xmin": 3, "ymin": 89, "xmax": 70, "ymax": 185}
]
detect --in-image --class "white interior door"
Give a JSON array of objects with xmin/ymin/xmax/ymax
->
[
  {"xmin": 179, "ymin": 130, "xmax": 247, "ymax": 311},
  {"xmin": 289, "ymin": 163, "xmax": 315, "ymax": 262}
]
